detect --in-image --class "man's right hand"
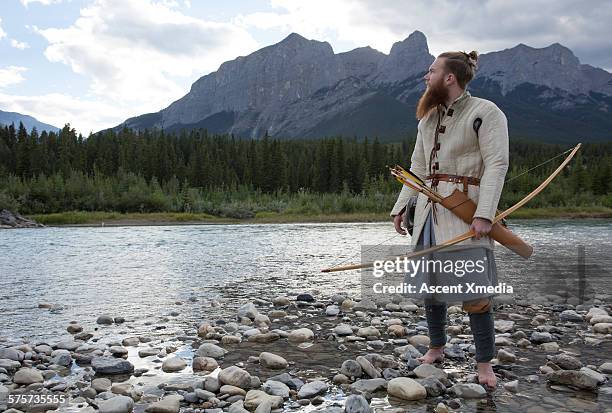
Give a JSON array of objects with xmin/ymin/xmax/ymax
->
[{"xmin": 393, "ymin": 213, "xmax": 407, "ymax": 235}]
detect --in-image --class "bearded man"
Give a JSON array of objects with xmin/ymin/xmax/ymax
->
[{"xmin": 390, "ymin": 51, "xmax": 509, "ymax": 389}]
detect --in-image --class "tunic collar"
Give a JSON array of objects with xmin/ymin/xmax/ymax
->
[{"xmin": 438, "ymin": 90, "xmax": 471, "ymax": 114}]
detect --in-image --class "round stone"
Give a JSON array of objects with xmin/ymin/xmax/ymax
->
[
  {"xmin": 196, "ymin": 343, "xmax": 227, "ymax": 359},
  {"xmin": 162, "ymin": 356, "xmax": 187, "ymax": 372},
  {"xmin": 259, "ymin": 352, "xmax": 288, "ymax": 370},
  {"xmin": 387, "ymin": 377, "xmax": 427, "ymax": 401},
  {"xmin": 219, "ymin": 366, "xmax": 252, "ymax": 389},
  {"xmin": 13, "ymin": 368, "xmax": 44, "ymax": 385},
  {"xmin": 288, "ymin": 328, "xmax": 314, "ymax": 342}
]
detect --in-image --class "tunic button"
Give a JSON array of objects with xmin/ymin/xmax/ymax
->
[
  {"xmin": 438, "ymin": 125, "xmax": 446, "ymax": 133},
  {"xmin": 447, "ymin": 109, "xmax": 454, "ymax": 116}
]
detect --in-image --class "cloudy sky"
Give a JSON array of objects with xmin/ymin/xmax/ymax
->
[{"xmin": 1, "ymin": 0, "xmax": 610, "ymax": 135}]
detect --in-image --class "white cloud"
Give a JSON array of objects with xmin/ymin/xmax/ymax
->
[
  {"xmin": 0, "ymin": 66, "xmax": 28, "ymax": 88},
  {"xmin": 0, "ymin": 18, "xmax": 7, "ymax": 40},
  {"xmin": 0, "ymin": 92, "xmax": 144, "ymax": 135},
  {"xmin": 235, "ymin": 0, "xmax": 612, "ymax": 69},
  {"xmin": 234, "ymin": 1, "xmax": 400, "ymax": 54},
  {"xmin": 35, "ymin": 0, "xmax": 260, "ymax": 116},
  {"xmin": 20, "ymin": 0, "xmax": 64, "ymax": 6},
  {"xmin": 10, "ymin": 39, "xmax": 30, "ymax": 50}
]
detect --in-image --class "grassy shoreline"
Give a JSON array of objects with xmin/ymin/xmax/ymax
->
[{"xmin": 25, "ymin": 207, "xmax": 612, "ymax": 226}]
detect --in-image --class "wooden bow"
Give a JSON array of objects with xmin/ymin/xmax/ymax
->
[{"xmin": 321, "ymin": 143, "xmax": 581, "ymax": 273}]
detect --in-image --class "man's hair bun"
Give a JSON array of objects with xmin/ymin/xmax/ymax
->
[{"xmin": 466, "ymin": 51, "xmax": 479, "ymax": 68}]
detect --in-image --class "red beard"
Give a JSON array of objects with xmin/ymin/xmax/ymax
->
[{"xmin": 416, "ymin": 77, "xmax": 449, "ymax": 120}]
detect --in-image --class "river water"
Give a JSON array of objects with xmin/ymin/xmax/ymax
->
[
  {"xmin": 1, "ymin": 220, "xmax": 611, "ymax": 412},
  {"xmin": 1, "ymin": 219, "xmax": 611, "ymax": 341}
]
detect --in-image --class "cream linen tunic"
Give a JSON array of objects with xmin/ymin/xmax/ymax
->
[{"xmin": 390, "ymin": 90, "xmax": 509, "ymax": 249}]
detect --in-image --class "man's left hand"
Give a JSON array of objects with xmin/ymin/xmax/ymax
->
[{"xmin": 470, "ymin": 218, "xmax": 492, "ymax": 240}]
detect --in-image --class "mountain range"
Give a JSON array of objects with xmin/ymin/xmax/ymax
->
[
  {"xmin": 0, "ymin": 110, "xmax": 60, "ymax": 134},
  {"xmin": 118, "ymin": 31, "xmax": 612, "ymax": 143}
]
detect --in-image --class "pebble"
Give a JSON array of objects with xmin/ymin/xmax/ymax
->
[
  {"xmin": 334, "ymin": 324, "xmax": 353, "ymax": 336},
  {"xmin": 219, "ymin": 366, "xmax": 252, "ymax": 389},
  {"xmin": 248, "ymin": 332, "xmax": 280, "ymax": 343},
  {"xmin": 237, "ymin": 302, "xmax": 260, "ymax": 319},
  {"xmin": 139, "ymin": 348, "xmax": 161, "ymax": 357},
  {"xmin": 585, "ymin": 307, "xmax": 608, "ymax": 321},
  {"xmin": 13, "ymin": 367, "xmax": 44, "ymax": 384},
  {"xmin": 122, "ymin": 337, "xmax": 140, "ymax": 346},
  {"xmin": 589, "ymin": 315, "xmax": 612, "ymax": 325},
  {"xmin": 417, "ymin": 376, "xmax": 446, "ymax": 397},
  {"xmin": 497, "ymin": 349, "xmax": 516, "ymax": 363},
  {"xmin": 593, "ymin": 323, "xmax": 612, "ymax": 333},
  {"xmin": 539, "ymin": 342, "xmax": 559, "ymax": 352},
  {"xmin": 109, "ymin": 346, "xmax": 128, "ymax": 357},
  {"xmin": 268, "ymin": 373, "xmax": 304, "ymax": 390},
  {"xmin": 268, "ymin": 310, "xmax": 286, "ymax": 318},
  {"xmin": 599, "ymin": 362, "xmax": 612, "ymax": 374},
  {"xmin": 494, "ymin": 320, "xmax": 515, "ymax": 333},
  {"xmin": 387, "ymin": 325, "xmax": 406, "ymax": 337},
  {"xmin": 530, "ymin": 332, "xmax": 555, "ymax": 344},
  {"xmin": 272, "ymin": 296, "xmax": 290, "ymax": 306},
  {"xmin": 145, "ymin": 395, "xmax": 182, "ymax": 413},
  {"xmin": 333, "ymin": 374, "xmax": 349, "ymax": 384},
  {"xmin": 220, "ymin": 385, "xmax": 247, "ymax": 396},
  {"xmin": 288, "ymin": 328, "xmax": 314, "ymax": 342},
  {"xmin": 579, "ymin": 367, "xmax": 606, "ymax": 384},
  {"xmin": 450, "ymin": 383, "xmax": 487, "ymax": 398},
  {"xmin": 326, "ymin": 305, "xmax": 340, "ymax": 316},
  {"xmin": 111, "ymin": 383, "xmax": 134, "ymax": 396},
  {"xmin": 297, "ymin": 381, "xmax": 328, "ymax": 398},
  {"xmin": 67, "ymin": 323, "xmax": 83, "ymax": 333},
  {"xmin": 262, "ymin": 380, "xmax": 290, "ymax": 398},
  {"xmin": 547, "ymin": 370, "xmax": 599, "ymax": 390},
  {"xmin": 244, "ymin": 390, "xmax": 284, "ymax": 410},
  {"xmin": 357, "ymin": 327, "xmax": 380, "ymax": 338},
  {"xmin": 559, "ymin": 310, "xmax": 583, "ymax": 322},
  {"xmin": 549, "ymin": 353, "xmax": 582, "ymax": 370},
  {"xmin": 162, "ymin": 356, "xmax": 187, "ymax": 372},
  {"xmin": 356, "ymin": 356, "xmax": 380, "ymax": 379},
  {"xmin": 408, "ymin": 335, "xmax": 430, "ymax": 347},
  {"xmin": 414, "ymin": 364, "xmax": 447, "ymax": 380},
  {"xmin": 504, "ymin": 380, "xmax": 519, "ymax": 392},
  {"xmin": 92, "ymin": 377, "xmax": 112, "ymax": 393},
  {"xmin": 91, "ymin": 357, "xmax": 134, "ymax": 375},
  {"xmin": 195, "ymin": 389, "xmax": 216, "ymax": 401},
  {"xmin": 99, "ymin": 395, "xmax": 134, "ymax": 413},
  {"xmin": 434, "ymin": 402, "xmax": 449, "ymax": 413},
  {"xmin": 196, "ymin": 343, "xmax": 227, "ymax": 359},
  {"xmin": 296, "ymin": 293, "xmax": 315, "ymax": 302},
  {"xmin": 97, "ymin": 315, "xmax": 114, "ymax": 325},
  {"xmin": 259, "ymin": 352, "xmax": 288, "ymax": 369},
  {"xmin": 344, "ymin": 394, "xmax": 372, "ymax": 413},
  {"xmin": 340, "ymin": 360, "xmax": 362, "ymax": 378},
  {"xmin": 222, "ymin": 335, "xmax": 242, "ymax": 344},
  {"xmin": 193, "ymin": 356, "xmax": 219, "ymax": 372},
  {"xmin": 387, "ymin": 377, "xmax": 427, "ymax": 401},
  {"xmin": 348, "ymin": 378, "xmax": 387, "ymax": 394}
]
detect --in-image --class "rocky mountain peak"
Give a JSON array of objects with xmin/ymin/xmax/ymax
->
[
  {"xmin": 389, "ymin": 30, "xmax": 429, "ymax": 56},
  {"xmin": 374, "ymin": 30, "xmax": 433, "ymax": 83},
  {"xmin": 476, "ymin": 42, "xmax": 590, "ymax": 95}
]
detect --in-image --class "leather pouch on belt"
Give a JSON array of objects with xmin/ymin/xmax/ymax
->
[{"xmin": 440, "ymin": 189, "xmax": 533, "ymax": 258}]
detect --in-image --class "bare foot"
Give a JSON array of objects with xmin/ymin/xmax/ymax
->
[
  {"xmin": 477, "ymin": 362, "xmax": 497, "ymax": 389},
  {"xmin": 417, "ymin": 347, "xmax": 445, "ymax": 364}
]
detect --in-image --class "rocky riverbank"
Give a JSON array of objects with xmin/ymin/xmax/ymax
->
[
  {"xmin": 0, "ymin": 210, "xmax": 43, "ymax": 229},
  {"xmin": 0, "ymin": 291, "xmax": 611, "ymax": 413}
]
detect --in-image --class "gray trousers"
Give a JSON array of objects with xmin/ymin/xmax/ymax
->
[{"xmin": 417, "ymin": 211, "xmax": 496, "ymax": 363}]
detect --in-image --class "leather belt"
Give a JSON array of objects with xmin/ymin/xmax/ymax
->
[{"xmin": 426, "ymin": 173, "xmax": 480, "ymax": 193}]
